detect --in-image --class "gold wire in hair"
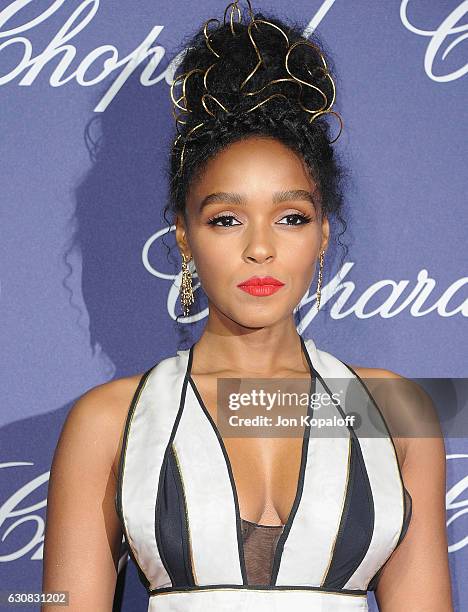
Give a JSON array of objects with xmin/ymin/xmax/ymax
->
[
  {"xmin": 245, "ymin": 93, "xmax": 289, "ymax": 114},
  {"xmin": 242, "ymin": 77, "xmax": 302, "ymax": 98},
  {"xmin": 170, "ymin": 68, "xmax": 204, "ymax": 114},
  {"xmin": 224, "ymin": 0, "xmax": 256, "ymax": 35},
  {"xmin": 202, "ymin": 93, "xmax": 229, "ymax": 117},
  {"xmin": 240, "ymin": 18, "xmax": 289, "ymax": 93},
  {"xmin": 203, "ymin": 63, "xmax": 218, "ymax": 90},
  {"xmin": 204, "ymin": 19, "xmax": 221, "ymax": 58},
  {"xmin": 224, "ymin": 2, "xmax": 242, "ymax": 34},
  {"xmin": 178, "ymin": 122, "xmax": 205, "ymax": 172},
  {"xmin": 285, "ymin": 41, "xmax": 329, "ymax": 115},
  {"xmin": 171, "ymin": 0, "xmax": 344, "ymax": 173}
]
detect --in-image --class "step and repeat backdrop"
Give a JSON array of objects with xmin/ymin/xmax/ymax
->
[{"xmin": 1, "ymin": 1, "xmax": 467, "ymax": 610}]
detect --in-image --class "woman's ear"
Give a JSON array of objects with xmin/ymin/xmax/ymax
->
[
  {"xmin": 175, "ymin": 213, "xmax": 190, "ymax": 257},
  {"xmin": 320, "ymin": 213, "xmax": 330, "ymax": 253}
]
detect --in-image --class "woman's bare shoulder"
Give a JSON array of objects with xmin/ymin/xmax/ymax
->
[
  {"xmin": 345, "ymin": 364, "xmax": 437, "ymax": 469},
  {"xmin": 66, "ymin": 373, "xmax": 146, "ymax": 482},
  {"xmin": 347, "ymin": 364, "xmax": 439, "ymax": 431},
  {"xmin": 347, "ymin": 364, "xmax": 403, "ymax": 380}
]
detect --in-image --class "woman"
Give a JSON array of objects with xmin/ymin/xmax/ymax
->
[{"xmin": 42, "ymin": 1, "xmax": 453, "ymax": 610}]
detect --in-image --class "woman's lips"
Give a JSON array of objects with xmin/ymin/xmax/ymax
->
[
  {"xmin": 238, "ymin": 284, "xmax": 284, "ymax": 296},
  {"xmin": 237, "ymin": 276, "xmax": 285, "ymax": 297}
]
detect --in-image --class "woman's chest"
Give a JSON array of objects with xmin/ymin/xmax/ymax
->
[
  {"xmin": 190, "ymin": 372, "xmax": 314, "ymax": 526},
  {"xmin": 116, "ymin": 347, "xmax": 410, "ymax": 595}
]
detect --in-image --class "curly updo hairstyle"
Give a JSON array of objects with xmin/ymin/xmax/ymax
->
[{"xmin": 163, "ymin": 1, "xmax": 349, "ymax": 323}]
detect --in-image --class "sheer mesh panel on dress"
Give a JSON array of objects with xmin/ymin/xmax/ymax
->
[{"xmin": 241, "ymin": 518, "xmax": 284, "ymax": 585}]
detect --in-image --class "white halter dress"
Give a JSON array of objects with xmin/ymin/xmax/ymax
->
[{"xmin": 115, "ymin": 335, "xmax": 412, "ymax": 611}]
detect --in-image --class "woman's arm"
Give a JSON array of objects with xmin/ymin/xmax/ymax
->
[
  {"xmin": 41, "ymin": 377, "xmax": 139, "ymax": 610},
  {"xmin": 372, "ymin": 371, "xmax": 454, "ymax": 611}
]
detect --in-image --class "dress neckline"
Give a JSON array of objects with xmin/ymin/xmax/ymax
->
[
  {"xmin": 185, "ymin": 333, "xmax": 317, "ymax": 584},
  {"xmin": 241, "ymin": 516, "xmax": 284, "ymax": 528}
]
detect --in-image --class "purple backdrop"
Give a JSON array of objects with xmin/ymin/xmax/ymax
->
[{"xmin": 1, "ymin": 1, "xmax": 467, "ymax": 610}]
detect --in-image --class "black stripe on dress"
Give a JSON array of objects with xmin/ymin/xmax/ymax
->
[
  {"xmin": 155, "ymin": 443, "xmax": 196, "ymax": 587},
  {"xmin": 322, "ymin": 435, "xmax": 375, "ymax": 589}
]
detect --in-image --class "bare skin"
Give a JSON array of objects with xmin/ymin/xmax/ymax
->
[{"xmin": 42, "ymin": 136, "xmax": 453, "ymax": 610}]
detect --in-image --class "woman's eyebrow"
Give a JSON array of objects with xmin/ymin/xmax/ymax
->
[{"xmin": 198, "ymin": 189, "xmax": 317, "ymax": 211}]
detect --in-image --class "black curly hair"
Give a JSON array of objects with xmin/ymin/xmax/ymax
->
[{"xmin": 162, "ymin": 3, "xmax": 350, "ymax": 325}]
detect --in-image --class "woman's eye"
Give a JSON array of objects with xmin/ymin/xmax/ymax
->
[
  {"xmin": 277, "ymin": 213, "xmax": 312, "ymax": 225},
  {"xmin": 207, "ymin": 214, "xmax": 241, "ymax": 227},
  {"xmin": 207, "ymin": 212, "xmax": 312, "ymax": 227}
]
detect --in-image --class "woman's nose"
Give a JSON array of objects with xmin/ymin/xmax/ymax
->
[{"xmin": 242, "ymin": 223, "xmax": 276, "ymax": 264}]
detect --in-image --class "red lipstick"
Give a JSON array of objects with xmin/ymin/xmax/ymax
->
[{"xmin": 237, "ymin": 276, "xmax": 285, "ymax": 297}]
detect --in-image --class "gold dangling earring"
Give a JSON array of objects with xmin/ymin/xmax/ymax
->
[
  {"xmin": 316, "ymin": 250, "xmax": 325, "ymax": 311},
  {"xmin": 180, "ymin": 252, "xmax": 195, "ymax": 316}
]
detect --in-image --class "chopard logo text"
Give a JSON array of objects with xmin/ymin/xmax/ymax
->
[{"xmin": 0, "ymin": 0, "xmax": 465, "ymax": 112}]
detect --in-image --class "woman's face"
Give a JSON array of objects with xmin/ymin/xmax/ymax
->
[{"xmin": 176, "ymin": 136, "xmax": 329, "ymax": 327}]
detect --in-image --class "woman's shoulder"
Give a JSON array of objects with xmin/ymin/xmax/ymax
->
[
  {"xmin": 346, "ymin": 364, "xmax": 402, "ymax": 381},
  {"xmin": 69, "ymin": 373, "xmax": 144, "ymax": 427},
  {"xmin": 101, "ymin": 373, "xmax": 146, "ymax": 482},
  {"xmin": 346, "ymin": 364, "xmax": 439, "ymax": 432},
  {"xmin": 345, "ymin": 364, "xmax": 439, "ymax": 471},
  {"xmin": 64, "ymin": 373, "xmax": 146, "ymax": 484}
]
